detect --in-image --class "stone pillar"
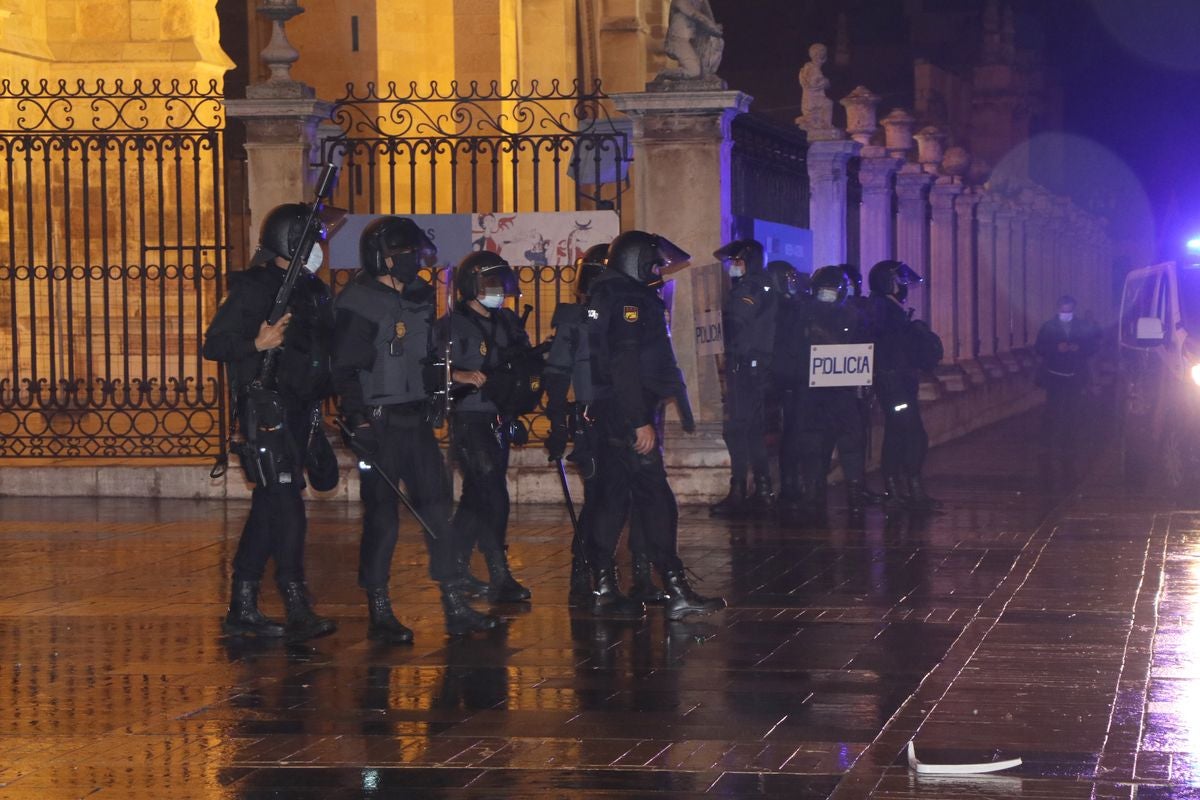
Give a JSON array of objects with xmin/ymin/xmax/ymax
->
[
  {"xmin": 929, "ymin": 179, "xmax": 965, "ymax": 391},
  {"xmin": 224, "ymin": 0, "xmax": 335, "ymax": 245},
  {"xmin": 975, "ymin": 195, "xmax": 1003, "ymax": 374},
  {"xmin": 954, "ymin": 190, "xmax": 985, "ymax": 384},
  {"xmin": 857, "ymin": 151, "xmax": 903, "ymax": 270},
  {"xmin": 895, "ymin": 169, "xmax": 934, "ymax": 323},
  {"xmin": 1009, "ymin": 208, "xmax": 1029, "ymax": 350},
  {"xmin": 807, "ymin": 140, "xmax": 863, "ymax": 267},
  {"xmin": 613, "ymin": 89, "xmax": 753, "ymax": 424},
  {"xmin": 993, "ymin": 203, "xmax": 1016, "ymax": 366}
]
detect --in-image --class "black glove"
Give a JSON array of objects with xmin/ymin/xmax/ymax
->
[
  {"xmin": 545, "ymin": 424, "xmax": 568, "ymax": 461},
  {"xmin": 340, "ymin": 415, "xmax": 380, "ymax": 460}
]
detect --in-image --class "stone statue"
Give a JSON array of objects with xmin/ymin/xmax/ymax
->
[
  {"xmin": 795, "ymin": 43, "xmax": 841, "ymax": 140},
  {"xmin": 655, "ymin": 0, "xmax": 725, "ymax": 83}
]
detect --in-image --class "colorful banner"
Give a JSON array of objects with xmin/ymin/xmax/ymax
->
[{"xmin": 471, "ymin": 211, "xmax": 620, "ymax": 267}]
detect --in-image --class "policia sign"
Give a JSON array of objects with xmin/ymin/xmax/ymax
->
[{"xmin": 809, "ymin": 343, "xmax": 874, "ymax": 387}]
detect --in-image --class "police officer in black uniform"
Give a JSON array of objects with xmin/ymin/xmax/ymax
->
[
  {"xmin": 203, "ymin": 203, "xmax": 337, "ymax": 642},
  {"xmin": 333, "ymin": 216, "xmax": 499, "ymax": 641},
  {"xmin": 710, "ymin": 239, "xmax": 780, "ymax": 517},
  {"xmin": 587, "ymin": 230, "xmax": 725, "ymax": 621},
  {"xmin": 797, "ymin": 266, "xmax": 874, "ymax": 514},
  {"xmin": 868, "ymin": 259, "xmax": 940, "ymax": 508},
  {"xmin": 544, "ymin": 244, "xmax": 670, "ymax": 608},
  {"xmin": 441, "ymin": 252, "xmax": 534, "ymax": 603},
  {"xmin": 765, "ymin": 260, "xmax": 807, "ymax": 511}
]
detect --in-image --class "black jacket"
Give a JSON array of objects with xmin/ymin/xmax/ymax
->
[
  {"xmin": 202, "ymin": 265, "xmax": 333, "ymax": 403},
  {"xmin": 1035, "ymin": 316, "xmax": 1099, "ymax": 380},
  {"xmin": 724, "ymin": 271, "xmax": 779, "ymax": 363},
  {"xmin": 437, "ymin": 303, "xmax": 529, "ymax": 415}
]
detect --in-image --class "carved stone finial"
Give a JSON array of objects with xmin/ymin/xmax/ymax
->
[
  {"xmin": 247, "ymin": 0, "xmax": 314, "ymax": 99},
  {"xmin": 914, "ymin": 126, "xmax": 946, "ymax": 173},
  {"xmin": 840, "ymin": 86, "xmax": 880, "ymax": 145},
  {"xmin": 942, "ymin": 146, "xmax": 971, "ymax": 182},
  {"xmin": 794, "ymin": 43, "xmax": 843, "ymax": 141},
  {"xmin": 880, "ymin": 108, "xmax": 915, "ymax": 158},
  {"xmin": 651, "ymin": 0, "xmax": 727, "ymax": 90}
]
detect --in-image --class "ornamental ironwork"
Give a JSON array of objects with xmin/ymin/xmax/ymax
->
[{"xmin": 0, "ymin": 79, "xmax": 227, "ymax": 458}]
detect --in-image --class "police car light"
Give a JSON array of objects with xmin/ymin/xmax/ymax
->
[
  {"xmin": 1188, "ymin": 236, "xmax": 1200, "ymax": 254},
  {"xmin": 1191, "ymin": 363, "xmax": 1200, "ymax": 387}
]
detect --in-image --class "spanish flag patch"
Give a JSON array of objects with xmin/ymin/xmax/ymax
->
[{"xmin": 623, "ymin": 305, "xmax": 639, "ymax": 322}]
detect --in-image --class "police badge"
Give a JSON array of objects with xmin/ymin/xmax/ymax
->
[
  {"xmin": 623, "ymin": 305, "xmax": 639, "ymax": 323},
  {"xmin": 394, "ymin": 321, "xmax": 407, "ymax": 338}
]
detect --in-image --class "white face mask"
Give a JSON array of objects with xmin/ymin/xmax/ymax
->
[
  {"xmin": 1058, "ymin": 312, "xmax": 1074, "ymax": 323},
  {"xmin": 303, "ymin": 246, "xmax": 323, "ymax": 274},
  {"xmin": 727, "ymin": 264, "xmax": 745, "ymax": 279},
  {"xmin": 816, "ymin": 288, "xmax": 840, "ymax": 303},
  {"xmin": 479, "ymin": 292, "xmax": 505, "ymax": 309}
]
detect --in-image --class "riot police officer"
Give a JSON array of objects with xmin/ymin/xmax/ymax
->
[
  {"xmin": 544, "ymin": 245, "xmax": 670, "ymax": 608},
  {"xmin": 203, "ymin": 203, "xmax": 337, "ymax": 642},
  {"xmin": 797, "ymin": 266, "xmax": 873, "ymax": 514},
  {"xmin": 766, "ymin": 260, "xmax": 807, "ymax": 511},
  {"xmin": 333, "ymin": 216, "xmax": 499, "ymax": 640},
  {"xmin": 441, "ymin": 252, "xmax": 535, "ymax": 603},
  {"xmin": 710, "ymin": 239, "xmax": 779, "ymax": 517},
  {"xmin": 587, "ymin": 230, "xmax": 725, "ymax": 621},
  {"xmin": 868, "ymin": 259, "xmax": 941, "ymax": 508}
]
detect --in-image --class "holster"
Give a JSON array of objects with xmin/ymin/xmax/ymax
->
[{"xmin": 233, "ymin": 386, "xmax": 300, "ymax": 488}]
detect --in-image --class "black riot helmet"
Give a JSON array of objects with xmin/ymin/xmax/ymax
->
[
  {"xmin": 575, "ymin": 243, "xmax": 609, "ymax": 299},
  {"xmin": 454, "ymin": 251, "xmax": 517, "ymax": 301},
  {"xmin": 840, "ymin": 264, "xmax": 864, "ymax": 297},
  {"xmin": 766, "ymin": 259, "xmax": 802, "ymax": 298},
  {"xmin": 868, "ymin": 259, "xmax": 923, "ymax": 301},
  {"xmin": 606, "ymin": 230, "xmax": 691, "ymax": 287},
  {"xmin": 254, "ymin": 202, "xmax": 321, "ymax": 265},
  {"xmin": 359, "ymin": 216, "xmax": 437, "ymax": 282},
  {"xmin": 713, "ymin": 239, "xmax": 765, "ymax": 276},
  {"xmin": 811, "ymin": 265, "xmax": 851, "ymax": 303}
]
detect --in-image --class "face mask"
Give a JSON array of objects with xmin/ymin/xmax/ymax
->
[
  {"xmin": 816, "ymin": 288, "xmax": 839, "ymax": 303},
  {"xmin": 303, "ymin": 246, "xmax": 323, "ymax": 274},
  {"xmin": 479, "ymin": 291, "xmax": 505, "ymax": 309},
  {"xmin": 727, "ymin": 264, "xmax": 745, "ymax": 279},
  {"xmin": 387, "ymin": 251, "xmax": 420, "ymax": 284},
  {"xmin": 1059, "ymin": 312, "xmax": 1074, "ymax": 323},
  {"xmin": 895, "ymin": 283, "xmax": 908, "ymax": 303}
]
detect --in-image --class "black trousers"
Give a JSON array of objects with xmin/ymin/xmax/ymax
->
[
  {"xmin": 1041, "ymin": 375, "xmax": 1085, "ymax": 460},
  {"xmin": 231, "ymin": 399, "xmax": 312, "ymax": 587},
  {"xmin": 451, "ymin": 413, "xmax": 511, "ymax": 558},
  {"xmin": 877, "ymin": 373, "xmax": 928, "ymax": 478},
  {"xmin": 722, "ymin": 359, "xmax": 770, "ymax": 486},
  {"xmin": 587, "ymin": 402, "xmax": 681, "ymax": 573},
  {"xmin": 358, "ymin": 406, "xmax": 459, "ymax": 590},
  {"xmin": 570, "ymin": 420, "xmax": 651, "ymax": 563},
  {"xmin": 798, "ymin": 388, "xmax": 867, "ymax": 484}
]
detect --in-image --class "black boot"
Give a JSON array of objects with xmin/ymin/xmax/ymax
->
[
  {"xmin": 846, "ymin": 480, "xmax": 869, "ymax": 512},
  {"xmin": 440, "ymin": 581, "xmax": 501, "ymax": 636},
  {"xmin": 800, "ymin": 478, "xmax": 826, "ymax": 519},
  {"xmin": 907, "ymin": 475, "xmax": 939, "ymax": 510},
  {"xmin": 484, "ymin": 548, "xmax": 532, "ymax": 603},
  {"xmin": 882, "ymin": 475, "xmax": 909, "ymax": 508},
  {"xmin": 222, "ymin": 580, "xmax": 285, "ymax": 638},
  {"xmin": 628, "ymin": 555, "xmax": 669, "ymax": 604},
  {"xmin": 591, "ymin": 566, "xmax": 645, "ymax": 619},
  {"xmin": 778, "ymin": 471, "xmax": 802, "ymax": 514},
  {"xmin": 709, "ymin": 478, "xmax": 747, "ymax": 517},
  {"xmin": 568, "ymin": 555, "xmax": 593, "ymax": 607},
  {"xmin": 661, "ymin": 568, "xmax": 726, "ymax": 621},
  {"xmin": 456, "ymin": 551, "xmax": 489, "ymax": 598},
  {"xmin": 366, "ymin": 588, "xmax": 414, "ymax": 645},
  {"xmin": 279, "ymin": 581, "xmax": 337, "ymax": 641},
  {"xmin": 747, "ymin": 474, "xmax": 776, "ymax": 514}
]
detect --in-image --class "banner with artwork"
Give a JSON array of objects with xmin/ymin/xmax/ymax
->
[{"xmin": 471, "ymin": 211, "xmax": 620, "ymax": 267}]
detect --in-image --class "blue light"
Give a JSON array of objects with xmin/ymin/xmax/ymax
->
[{"xmin": 1187, "ymin": 236, "xmax": 1200, "ymax": 254}]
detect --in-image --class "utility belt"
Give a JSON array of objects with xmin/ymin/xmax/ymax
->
[
  {"xmin": 452, "ymin": 409, "xmax": 530, "ymax": 447},
  {"xmin": 230, "ymin": 385, "xmax": 302, "ymax": 489},
  {"xmin": 367, "ymin": 400, "xmax": 429, "ymax": 426}
]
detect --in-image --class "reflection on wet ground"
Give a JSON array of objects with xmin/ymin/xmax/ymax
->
[{"xmin": 0, "ymin": 411, "xmax": 1194, "ymax": 798}]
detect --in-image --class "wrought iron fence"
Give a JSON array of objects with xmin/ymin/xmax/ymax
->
[
  {"xmin": 730, "ymin": 113, "xmax": 810, "ymax": 229},
  {"xmin": 321, "ymin": 79, "xmax": 630, "ymax": 216},
  {"xmin": 0, "ymin": 79, "xmax": 226, "ymax": 457}
]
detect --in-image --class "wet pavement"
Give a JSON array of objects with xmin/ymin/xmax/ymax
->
[{"xmin": 0, "ymin": 410, "xmax": 1195, "ymax": 798}]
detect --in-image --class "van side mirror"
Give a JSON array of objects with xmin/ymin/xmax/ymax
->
[{"xmin": 1135, "ymin": 316, "xmax": 1166, "ymax": 343}]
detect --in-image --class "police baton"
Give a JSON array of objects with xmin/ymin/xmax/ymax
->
[
  {"xmin": 335, "ymin": 418, "xmax": 438, "ymax": 540},
  {"xmin": 553, "ymin": 457, "xmax": 581, "ymax": 538}
]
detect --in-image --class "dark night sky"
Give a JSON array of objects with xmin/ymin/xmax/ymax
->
[{"xmin": 709, "ymin": 0, "xmax": 1200, "ymax": 258}]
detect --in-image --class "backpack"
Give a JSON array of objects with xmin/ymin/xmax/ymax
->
[
  {"xmin": 469, "ymin": 310, "xmax": 547, "ymax": 416},
  {"xmin": 908, "ymin": 320, "xmax": 944, "ymax": 372}
]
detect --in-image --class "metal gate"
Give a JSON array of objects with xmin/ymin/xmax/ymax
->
[{"xmin": 0, "ymin": 79, "xmax": 227, "ymax": 457}]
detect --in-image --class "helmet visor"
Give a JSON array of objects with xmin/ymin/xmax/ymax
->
[
  {"xmin": 652, "ymin": 236, "xmax": 691, "ymax": 272},
  {"xmin": 895, "ymin": 262, "xmax": 923, "ymax": 285},
  {"xmin": 477, "ymin": 263, "xmax": 518, "ymax": 296},
  {"xmin": 383, "ymin": 227, "xmax": 438, "ymax": 268}
]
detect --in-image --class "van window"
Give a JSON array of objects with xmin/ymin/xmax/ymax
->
[
  {"xmin": 1121, "ymin": 273, "xmax": 1159, "ymax": 345},
  {"xmin": 1178, "ymin": 267, "xmax": 1200, "ymax": 335}
]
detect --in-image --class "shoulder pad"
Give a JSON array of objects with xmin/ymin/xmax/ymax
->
[{"xmin": 551, "ymin": 302, "xmax": 584, "ymax": 328}]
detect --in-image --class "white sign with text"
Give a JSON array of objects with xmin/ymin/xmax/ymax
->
[
  {"xmin": 809, "ymin": 343, "xmax": 874, "ymax": 387},
  {"xmin": 695, "ymin": 307, "xmax": 724, "ymax": 357}
]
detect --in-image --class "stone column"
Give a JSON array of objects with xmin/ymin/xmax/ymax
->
[
  {"xmin": 807, "ymin": 140, "xmax": 863, "ymax": 267},
  {"xmin": 225, "ymin": 0, "xmax": 335, "ymax": 244},
  {"xmin": 954, "ymin": 190, "xmax": 985, "ymax": 384},
  {"xmin": 993, "ymin": 203, "xmax": 1018, "ymax": 369},
  {"xmin": 613, "ymin": 89, "xmax": 753, "ymax": 425},
  {"xmin": 929, "ymin": 179, "xmax": 965, "ymax": 391},
  {"xmin": 975, "ymin": 194, "xmax": 1004, "ymax": 375},
  {"xmin": 895, "ymin": 168, "xmax": 934, "ymax": 323},
  {"xmin": 1009, "ymin": 207, "xmax": 1029, "ymax": 350},
  {"xmin": 857, "ymin": 151, "xmax": 903, "ymax": 270}
]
